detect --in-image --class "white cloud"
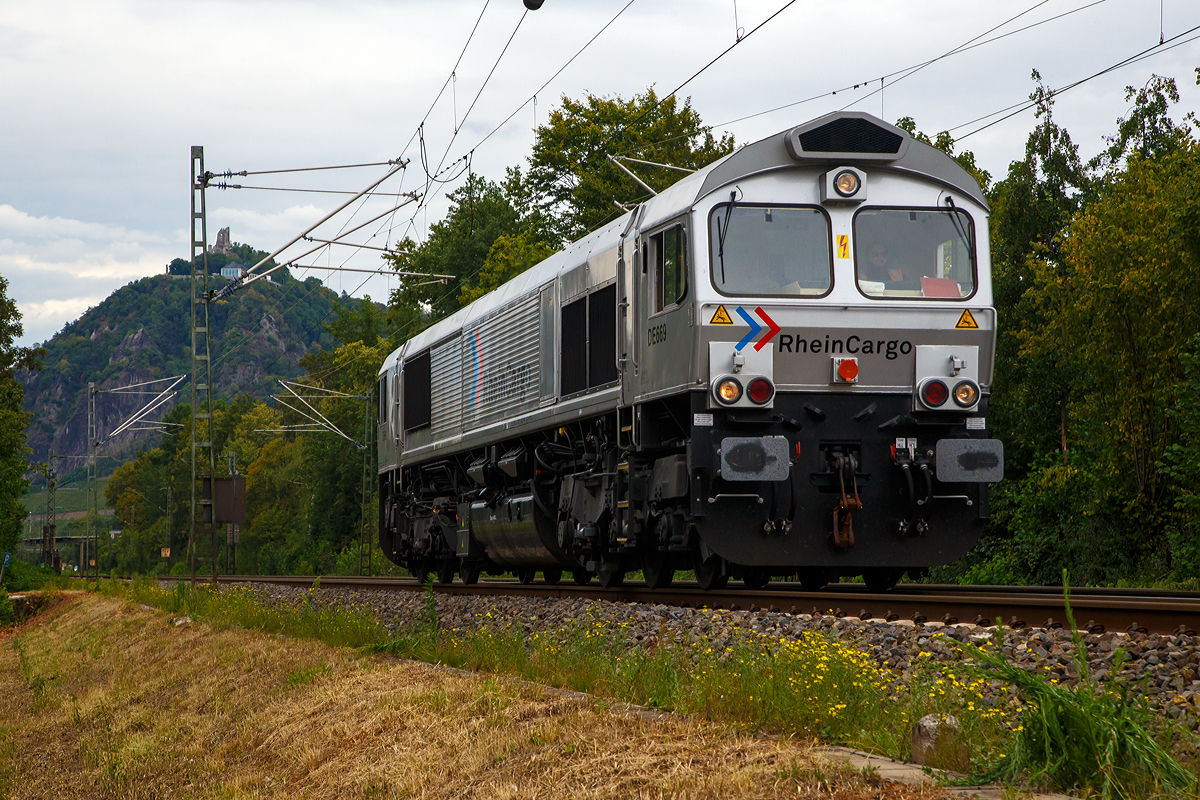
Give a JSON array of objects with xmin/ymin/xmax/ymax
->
[
  {"xmin": 0, "ymin": 205, "xmax": 166, "ymax": 245},
  {"xmin": 209, "ymin": 204, "xmax": 331, "ymax": 242},
  {"xmin": 0, "ymin": 205, "xmax": 177, "ymax": 344},
  {"xmin": 19, "ymin": 296, "xmax": 106, "ymax": 328}
]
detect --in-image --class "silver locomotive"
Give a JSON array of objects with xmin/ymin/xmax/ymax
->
[{"xmin": 377, "ymin": 111, "xmax": 1003, "ymax": 591}]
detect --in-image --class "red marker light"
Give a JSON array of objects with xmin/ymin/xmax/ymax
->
[
  {"xmin": 921, "ymin": 379, "xmax": 949, "ymax": 407},
  {"xmin": 747, "ymin": 377, "xmax": 774, "ymax": 404},
  {"xmin": 837, "ymin": 358, "xmax": 859, "ymax": 382}
]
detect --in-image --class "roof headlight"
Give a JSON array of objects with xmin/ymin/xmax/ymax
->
[
  {"xmin": 715, "ymin": 377, "xmax": 742, "ymax": 404},
  {"xmin": 953, "ymin": 380, "xmax": 980, "ymax": 407},
  {"xmin": 833, "ymin": 169, "xmax": 860, "ymax": 197}
]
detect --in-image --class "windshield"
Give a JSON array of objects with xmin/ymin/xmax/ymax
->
[
  {"xmin": 854, "ymin": 208, "xmax": 976, "ymax": 299},
  {"xmin": 709, "ymin": 204, "xmax": 832, "ymax": 296}
]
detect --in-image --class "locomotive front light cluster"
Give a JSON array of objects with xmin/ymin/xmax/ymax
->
[
  {"xmin": 914, "ymin": 344, "xmax": 983, "ymax": 412},
  {"xmin": 709, "ymin": 342, "xmax": 776, "ymax": 409},
  {"xmin": 715, "ymin": 377, "xmax": 743, "ymax": 404}
]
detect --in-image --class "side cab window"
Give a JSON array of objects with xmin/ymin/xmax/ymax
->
[{"xmin": 650, "ymin": 222, "xmax": 687, "ymax": 313}]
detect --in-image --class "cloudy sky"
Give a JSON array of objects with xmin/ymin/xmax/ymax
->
[{"xmin": 3, "ymin": 0, "xmax": 1198, "ymax": 346}]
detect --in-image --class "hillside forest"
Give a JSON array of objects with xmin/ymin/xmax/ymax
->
[{"xmin": 8, "ymin": 71, "xmax": 1200, "ymax": 587}]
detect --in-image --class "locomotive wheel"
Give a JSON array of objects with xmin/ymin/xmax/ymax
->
[
  {"xmin": 413, "ymin": 559, "xmax": 431, "ymax": 586},
  {"xmin": 437, "ymin": 561, "xmax": 457, "ymax": 585},
  {"xmin": 597, "ymin": 567, "xmax": 625, "ymax": 588},
  {"xmin": 571, "ymin": 570, "xmax": 592, "ymax": 585},
  {"xmin": 516, "ymin": 568, "xmax": 537, "ymax": 585},
  {"xmin": 642, "ymin": 552, "xmax": 674, "ymax": 589},
  {"xmin": 797, "ymin": 568, "xmax": 830, "ymax": 591},
  {"xmin": 862, "ymin": 567, "xmax": 904, "ymax": 592},
  {"xmin": 461, "ymin": 562, "xmax": 481, "ymax": 585},
  {"xmin": 543, "ymin": 568, "xmax": 563, "ymax": 586},
  {"xmin": 693, "ymin": 552, "xmax": 728, "ymax": 591},
  {"xmin": 741, "ymin": 566, "xmax": 770, "ymax": 590}
]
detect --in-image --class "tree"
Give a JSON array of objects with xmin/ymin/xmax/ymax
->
[
  {"xmin": 941, "ymin": 71, "xmax": 1200, "ymax": 586},
  {"xmin": 459, "ymin": 233, "xmax": 555, "ymax": 305},
  {"xmin": 526, "ymin": 88, "xmax": 734, "ymax": 240},
  {"xmin": 0, "ymin": 275, "xmax": 43, "ymax": 554},
  {"xmin": 893, "ymin": 117, "xmax": 991, "ymax": 193},
  {"xmin": 988, "ymin": 70, "xmax": 1094, "ymax": 475},
  {"xmin": 384, "ymin": 172, "xmax": 522, "ymax": 330},
  {"xmin": 1092, "ymin": 75, "xmax": 1190, "ymax": 173}
]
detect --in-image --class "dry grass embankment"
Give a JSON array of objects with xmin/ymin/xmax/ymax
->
[{"xmin": 0, "ymin": 592, "xmax": 948, "ymax": 800}]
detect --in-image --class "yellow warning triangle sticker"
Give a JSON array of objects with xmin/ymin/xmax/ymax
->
[
  {"xmin": 956, "ymin": 309, "xmax": 979, "ymax": 329},
  {"xmin": 709, "ymin": 305, "xmax": 733, "ymax": 325}
]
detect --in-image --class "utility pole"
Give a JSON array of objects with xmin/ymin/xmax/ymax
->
[
  {"xmin": 41, "ymin": 462, "xmax": 56, "ymax": 567},
  {"xmin": 226, "ymin": 452, "xmax": 237, "ymax": 575},
  {"xmin": 87, "ymin": 382, "xmax": 99, "ymax": 579},
  {"xmin": 165, "ymin": 483, "xmax": 172, "ymax": 565},
  {"xmin": 189, "ymin": 146, "xmax": 218, "ymax": 585},
  {"xmin": 358, "ymin": 395, "xmax": 374, "ymax": 576}
]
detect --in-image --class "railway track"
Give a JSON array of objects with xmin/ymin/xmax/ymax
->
[{"xmin": 211, "ymin": 575, "xmax": 1200, "ymax": 636}]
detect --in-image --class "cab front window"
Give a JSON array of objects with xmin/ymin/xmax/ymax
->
[
  {"xmin": 854, "ymin": 208, "xmax": 976, "ymax": 299},
  {"xmin": 709, "ymin": 204, "xmax": 832, "ymax": 296}
]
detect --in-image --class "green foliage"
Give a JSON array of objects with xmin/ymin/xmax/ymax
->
[
  {"xmin": 0, "ymin": 559, "xmax": 57, "ymax": 592},
  {"xmin": 940, "ymin": 68, "xmax": 1200, "ymax": 586},
  {"xmin": 0, "ymin": 586, "xmax": 13, "ymax": 625},
  {"xmin": 384, "ymin": 172, "xmax": 525, "ymax": 331},
  {"xmin": 1163, "ymin": 336, "xmax": 1200, "ymax": 580},
  {"xmin": 526, "ymin": 88, "xmax": 734, "ymax": 240},
  {"xmin": 0, "ymin": 274, "xmax": 43, "ymax": 554},
  {"xmin": 331, "ymin": 542, "xmax": 405, "ymax": 577},
  {"xmin": 1092, "ymin": 75, "xmax": 1190, "ymax": 172},
  {"xmin": 459, "ymin": 233, "xmax": 555, "ymax": 305},
  {"xmin": 121, "ymin": 576, "xmax": 387, "ymax": 648},
  {"xmin": 962, "ymin": 576, "xmax": 1195, "ymax": 798},
  {"xmin": 894, "ymin": 116, "xmax": 992, "ymax": 192}
]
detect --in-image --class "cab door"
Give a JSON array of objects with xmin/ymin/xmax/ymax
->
[
  {"xmin": 618, "ymin": 233, "xmax": 638, "ymax": 406},
  {"xmin": 637, "ymin": 218, "xmax": 693, "ymax": 400}
]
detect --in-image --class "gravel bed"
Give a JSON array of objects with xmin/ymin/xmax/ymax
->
[{"xmin": 198, "ymin": 581, "xmax": 1200, "ymax": 727}]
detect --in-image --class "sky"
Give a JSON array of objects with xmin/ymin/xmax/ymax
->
[{"xmin": 2, "ymin": 0, "xmax": 1198, "ymax": 347}]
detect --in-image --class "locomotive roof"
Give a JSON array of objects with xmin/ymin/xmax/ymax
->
[{"xmin": 385, "ymin": 112, "xmax": 986, "ymax": 368}]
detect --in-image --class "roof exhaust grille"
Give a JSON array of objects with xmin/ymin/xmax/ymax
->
[{"xmin": 797, "ymin": 117, "xmax": 904, "ymax": 155}]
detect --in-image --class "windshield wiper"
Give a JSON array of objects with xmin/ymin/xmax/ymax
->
[
  {"xmin": 716, "ymin": 190, "xmax": 736, "ymax": 284},
  {"xmin": 944, "ymin": 197, "xmax": 976, "ymax": 267}
]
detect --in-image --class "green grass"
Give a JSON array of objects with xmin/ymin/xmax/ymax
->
[
  {"xmin": 23, "ymin": 478, "xmax": 111, "ymax": 515},
  {"xmin": 97, "ymin": 575, "xmax": 388, "ymax": 648},
  {"xmin": 960, "ymin": 574, "xmax": 1197, "ymax": 799}
]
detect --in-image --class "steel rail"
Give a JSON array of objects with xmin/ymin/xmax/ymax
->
[{"xmin": 213, "ymin": 576, "xmax": 1200, "ymax": 635}]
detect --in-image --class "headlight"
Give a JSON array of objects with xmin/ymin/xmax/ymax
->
[
  {"xmin": 920, "ymin": 379, "xmax": 949, "ymax": 408},
  {"xmin": 714, "ymin": 377, "xmax": 742, "ymax": 404},
  {"xmin": 747, "ymin": 377, "xmax": 774, "ymax": 405},
  {"xmin": 833, "ymin": 169, "xmax": 860, "ymax": 197},
  {"xmin": 953, "ymin": 380, "xmax": 980, "ymax": 407}
]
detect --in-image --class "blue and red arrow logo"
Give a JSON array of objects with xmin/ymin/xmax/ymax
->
[{"xmin": 734, "ymin": 306, "xmax": 781, "ymax": 352}]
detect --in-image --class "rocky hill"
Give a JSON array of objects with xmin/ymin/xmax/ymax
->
[{"xmin": 20, "ymin": 270, "xmax": 374, "ymax": 470}]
